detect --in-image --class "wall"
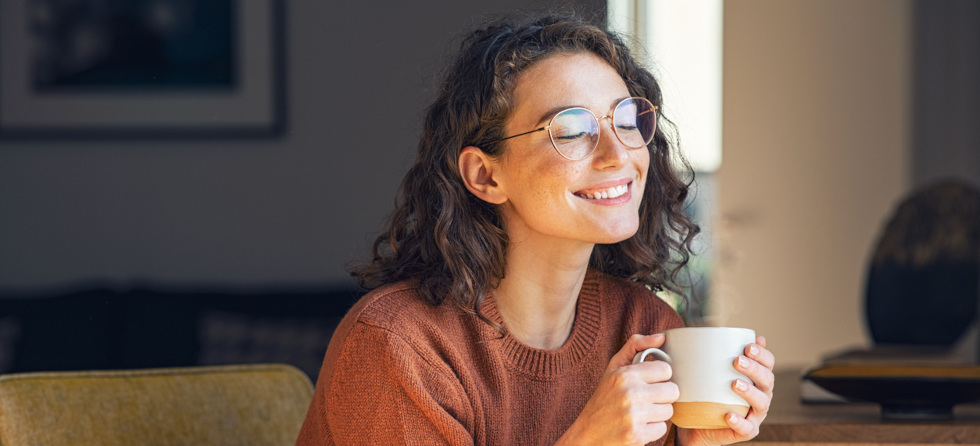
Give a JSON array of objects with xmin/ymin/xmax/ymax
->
[
  {"xmin": 715, "ymin": 0, "xmax": 912, "ymax": 370},
  {"xmin": 0, "ymin": 1, "xmax": 604, "ymax": 290},
  {"xmin": 912, "ymin": 0, "xmax": 980, "ymax": 188}
]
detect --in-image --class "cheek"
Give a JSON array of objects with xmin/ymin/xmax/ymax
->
[
  {"xmin": 526, "ymin": 167, "xmax": 579, "ymax": 209},
  {"xmin": 633, "ymin": 150, "xmax": 652, "ymax": 194},
  {"xmin": 520, "ymin": 153, "xmax": 583, "ymax": 194},
  {"xmin": 637, "ymin": 147, "xmax": 652, "ymax": 173},
  {"xmin": 506, "ymin": 165, "xmax": 585, "ymax": 226}
]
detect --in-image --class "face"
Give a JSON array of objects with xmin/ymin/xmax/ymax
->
[{"xmin": 491, "ymin": 51, "xmax": 650, "ymax": 248}]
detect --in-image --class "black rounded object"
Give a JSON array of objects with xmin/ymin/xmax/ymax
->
[{"xmin": 864, "ymin": 179, "xmax": 980, "ymax": 346}]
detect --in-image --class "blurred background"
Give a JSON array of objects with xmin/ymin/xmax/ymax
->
[{"xmin": 0, "ymin": 0, "xmax": 977, "ymax": 376}]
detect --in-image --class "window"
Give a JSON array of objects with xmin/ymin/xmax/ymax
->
[{"xmin": 609, "ymin": 0, "xmax": 723, "ymax": 323}]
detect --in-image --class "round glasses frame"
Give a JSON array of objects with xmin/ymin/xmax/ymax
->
[{"xmin": 483, "ymin": 97, "xmax": 658, "ymax": 160}]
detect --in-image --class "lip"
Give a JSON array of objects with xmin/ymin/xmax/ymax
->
[
  {"xmin": 573, "ymin": 178, "xmax": 633, "ymax": 195},
  {"xmin": 573, "ymin": 178, "xmax": 634, "ymax": 205}
]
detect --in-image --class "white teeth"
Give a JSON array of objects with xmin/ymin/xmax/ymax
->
[{"xmin": 579, "ymin": 184, "xmax": 628, "ymax": 200}]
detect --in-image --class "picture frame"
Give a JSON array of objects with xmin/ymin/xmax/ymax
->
[{"xmin": 0, "ymin": 0, "xmax": 284, "ymax": 139}]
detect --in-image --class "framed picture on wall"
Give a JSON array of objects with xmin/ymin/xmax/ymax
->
[{"xmin": 0, "ymin": 0, "xmax": 284, "ymax": 139}]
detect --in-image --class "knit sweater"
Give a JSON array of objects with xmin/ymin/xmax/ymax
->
[{"xmin": 296, "ymin": 269, "xmax": 685, "ymax": 445}]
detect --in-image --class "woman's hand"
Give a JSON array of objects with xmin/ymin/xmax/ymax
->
[
  {"xmin": 676, "ymin": 336, "xmax": 776, "ymax": 446},
  {"xmin": 557, "ymin": 334, "xmax": 679, "ymax": 446}
]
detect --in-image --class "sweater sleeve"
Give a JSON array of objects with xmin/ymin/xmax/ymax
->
[{"xmin": 297, "ymin": 321, "xmax": 475, "ymax": 446}]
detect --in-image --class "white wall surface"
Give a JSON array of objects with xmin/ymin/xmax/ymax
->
[{"xmin": 713, "ymin": 0, "xmax": 912, "ymax": 370}]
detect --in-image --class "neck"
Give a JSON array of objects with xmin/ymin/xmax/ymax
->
[{"xmin": 493, "ymin": 236, "xmax": 594, "ymax": 350}]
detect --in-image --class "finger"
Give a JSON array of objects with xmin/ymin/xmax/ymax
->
[
  {"xmin": 611, "ymin": 333, "xmax": 666, "ymax": 371},
  {"xmin": 632, "ymin": 360, "xmax": 675, "ymax": 385},
  {"xmin": 735, "ymin": 355, "xmax": 775, "ymax": 395},
  {"xmin": 648, "ymin": 381, "xmax": 680, "ymax": 404},
  {"xmin": 628, "ymin": 332, "xmax": 666, "ymax": 353},
  {"xmin": 637, "ymin": 421, "xmax": 670, "ymax": 444},
  {"xmin": 745, "ymin": 342, "xmax": 776, "ymax": 371},
  {"xmin": 756, "ymin": 335, "xmax": 767, "ymax": 349},
  {"xmin": 725, "ymin": 411, "xmax": 760, "ymax": 440},
  {"xmin": 626, "ymin": 405, "xmax": 673, "ymax": 443},
  {"xmin": 637, "ymin": 401, "xmax": 675, "ymax": 422},
  {"xmin": 733, "ymin": 378, "xmax": 771, "ymax": 419}
]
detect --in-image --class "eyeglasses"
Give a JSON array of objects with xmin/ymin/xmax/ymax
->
[{"xmin": 485, "ymin": 97, "xmax": 658, "ymax": 160}]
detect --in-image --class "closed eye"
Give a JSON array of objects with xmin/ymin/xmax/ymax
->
[{"xmin": 554, "ymin": 131, "xmax": 591, "ymax": 141}]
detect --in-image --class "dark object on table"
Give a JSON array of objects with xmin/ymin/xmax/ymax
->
[
  {"xmin": 804, "ymin": 364, "xmax": 980, "ymax": 420},
  {"xmin": 806, "ymin": 180, "xmax": 980, "ymax": 419},
  {"xmin": 865, "ymin": 179, "xmax": 980, "ymax": 346}
]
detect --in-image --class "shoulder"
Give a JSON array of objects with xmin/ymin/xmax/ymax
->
[
  {"xmin": 346, "ymin": 281, "xmax": 463, "ymax": 333},
  {"xmin": 591, "ymin": 270, "xmax": 685, "ymax": 331},
  {"xmin": 313, "ymin": 282, "xmax": 477, "ymax": 442},
  {"xmin": 593, "ymin": 271, "xmax": 652, "ymax": 297},
  {"xmin": 592, "ymin": 270, "xmax": 664, "ymax": 306},
  {"xmin": 327, "ymin": 280, "xmax": 473, "ymax": 372}
]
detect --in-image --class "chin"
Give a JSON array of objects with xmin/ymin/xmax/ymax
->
[{"xmin": 592, "ymin": 224, "xmax": 640, "ymax": 244}]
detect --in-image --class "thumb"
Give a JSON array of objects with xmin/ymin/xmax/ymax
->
[{"xmin": 608, "ymin": 333, "xmax": 666, "ymax": 372}]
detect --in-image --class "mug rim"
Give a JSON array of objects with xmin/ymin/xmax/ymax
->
[{"xmin": 663, "ymin": 326, "xmax": 755, "ymax": 336}]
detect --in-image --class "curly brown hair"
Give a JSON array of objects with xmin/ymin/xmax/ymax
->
[{"xmin": 350, "ymin": 12, "xmax": 700, "ymax": 320}]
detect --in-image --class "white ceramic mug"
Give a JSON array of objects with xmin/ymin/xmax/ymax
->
[{"xmin": 632, "ymin": 327, "xmax": 756, "ymax": 429}]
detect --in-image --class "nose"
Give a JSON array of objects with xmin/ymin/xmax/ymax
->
[{"xmin": 591, "ymin": 115, "xmax": 630, "ymax": 168}]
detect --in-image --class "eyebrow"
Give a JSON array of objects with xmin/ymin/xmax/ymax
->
[{"xmin": 531, "ymin": 96, "xmax": 632, "ymax": 126}]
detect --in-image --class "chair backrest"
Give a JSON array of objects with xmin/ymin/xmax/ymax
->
[{"xmin": 0, "ymin": 364, "xmax": 313, "ymax": 446}]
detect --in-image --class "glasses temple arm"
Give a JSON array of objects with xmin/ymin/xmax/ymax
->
[{"xmin": 482, "ymin": 126, "xmax": 549, "ymax": 146}]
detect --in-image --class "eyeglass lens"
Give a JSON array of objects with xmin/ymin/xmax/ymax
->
[{"xmin": 548, "ymin": 98, "xmax": 657, "ymax": 160}]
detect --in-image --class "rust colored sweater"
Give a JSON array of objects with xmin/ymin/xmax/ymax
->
[{"xmin": 297, "ymin": 270, "xmax": 684, "ymax": 445}]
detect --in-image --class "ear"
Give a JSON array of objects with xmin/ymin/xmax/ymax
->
[{"xmin": 458, "ymin": 146, "xmax": 508, "ymax": 205}]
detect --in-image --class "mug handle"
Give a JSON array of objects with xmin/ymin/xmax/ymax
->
[{"xmin": 632, "ymin": 347, "xmax": 672, "ymax": 365}]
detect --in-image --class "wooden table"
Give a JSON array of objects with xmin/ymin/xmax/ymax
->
[{"xmin": 748, "ymin": 371, "xmax": 980, "ymax": 445}]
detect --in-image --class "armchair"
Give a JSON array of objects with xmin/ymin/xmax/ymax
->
[{"xmin": 0, "ymin": 364, "xmax": 313, "ymax": 446}]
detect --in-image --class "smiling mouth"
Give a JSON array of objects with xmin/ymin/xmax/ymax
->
[{"xmin": 574, "ymin": 183, "xmax": 629, "ymax": 200}]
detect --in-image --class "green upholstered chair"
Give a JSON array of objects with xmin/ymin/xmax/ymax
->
[{"xmin": 0, "ymin": 364, "xmax": 313, "ymax": 446}]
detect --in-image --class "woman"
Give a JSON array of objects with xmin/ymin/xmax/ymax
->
[{"xmin": 298, "ymin": 13, "xmax": 775, "ymax": 446}]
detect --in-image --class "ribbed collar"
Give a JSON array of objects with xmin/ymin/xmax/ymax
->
[{"xmin": 481, "ymin": 270, "xmax": 603, "ymax": 380}]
